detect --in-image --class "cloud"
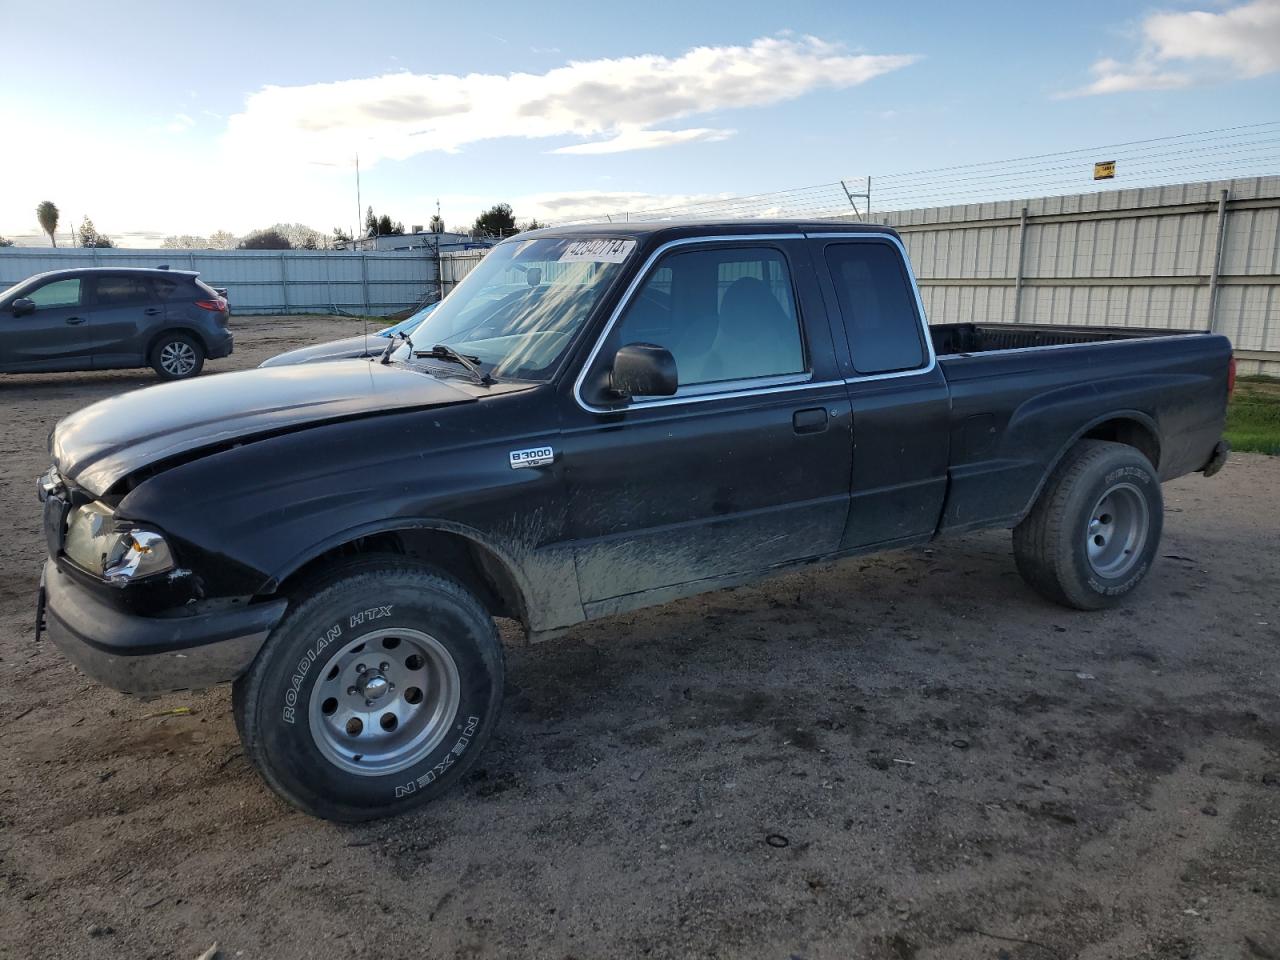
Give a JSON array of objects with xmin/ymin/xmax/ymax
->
[
  {"xmin": 1062, "ymin": 58, "xmax": 1192, "ymax": 97},
  {"xmin": 166, "ymin": 112, "xmax": 195, "ymax": 133},
  {"xmin": 551, "ymin": 126, "xmax": 735, "ymax": 155},
  {"xmin": 1062, "ymin": 0, "xmax": 1280, "ymax": 96},
  {"xmin": 512, "ymin": 189, "xmax": 732, "ymax": 223},
  {"xmin": 223, "ymin": 35, "xmax": 919, "ymax": 164}
]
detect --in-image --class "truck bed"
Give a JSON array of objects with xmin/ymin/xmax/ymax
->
[{"xmin": 930, "ymin": 322, "xmax": 1206, "ymax": 357}]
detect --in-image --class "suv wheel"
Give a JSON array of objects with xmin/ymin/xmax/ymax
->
[
  {"xmin": 1013, "ymin": 439, "xmax": 1163, "ymax": 610},
  {"xmin": 151, "ymin": 333, "xmax": 205, "ymax": 380},
  {"xmin": 232, "ymin": 559, "xmax": 504, "ymax": 821}
]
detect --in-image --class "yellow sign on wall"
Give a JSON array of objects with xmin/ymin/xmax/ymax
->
[{"xmin": 1094, "ymin": 160, "xmax": 1116, "ymax": 180}]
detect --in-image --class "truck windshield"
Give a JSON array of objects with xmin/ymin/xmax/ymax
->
[{"xmin": 399, "ymin": 237, "xmax": 635, "ymax": 382}]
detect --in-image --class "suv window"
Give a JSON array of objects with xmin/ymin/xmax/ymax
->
[
  {"xmin": 94, "ymin": 276, "xmax": 154, "ymax": 306},
  {"xmin": 614, "ymin": 245, "xmax": 805, "ymax": 387},
  {"xmin": 28, "ymin": 278, "xmax": 81, "ymax": 309},
  {"xmin": 825, "ymin": 242, "xmax": 927, "ymax": 375}
]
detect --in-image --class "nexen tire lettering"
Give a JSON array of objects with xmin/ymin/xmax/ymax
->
[{"xmin": 394, "ymin": 715, "xmax": 480, "ymax": 798}]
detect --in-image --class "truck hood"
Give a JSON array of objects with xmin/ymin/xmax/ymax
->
[{"xmin": 52, "ymin": 360, "xmax": 475, "ymax": 496}]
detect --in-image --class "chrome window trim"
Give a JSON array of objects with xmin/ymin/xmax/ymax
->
[
  {"xmin": 806, "ymin": 232, "xmax": 939, "ymax": 384},
  {"xmin": 573, "ymin": 234, "xmax": 819, "ymax": 414}
]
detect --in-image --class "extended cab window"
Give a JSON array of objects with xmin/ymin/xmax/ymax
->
[
  {"xmin": 28, "ymin": 278, "xmax": 81, "ymax": 309},
  {"xmin": 94, "ymin": 276, "xmax": 153, "ymax": 306},
  {"xmin": 615, "ymin": 246, "xmax": 805, "ymax": 387},
  {"xmin": 825, "ymin": 242, "xmax": 927, "ymax": 375}
]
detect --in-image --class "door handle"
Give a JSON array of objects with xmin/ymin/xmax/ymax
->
[
  {"xmin": 793, "ymin": 407, "xmax": 828, "ymax": 435},
  {"xmin": 144, "ymin": 307, "xmax": 161, "ymax": 316},
  {"xmin": 64, "ymin": 316, "xmax": 86, "ymax": 325}
]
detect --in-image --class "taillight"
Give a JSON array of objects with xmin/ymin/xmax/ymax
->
[
  {"xmin": 195, "ymin": 296, "xmax": 228, "ymax": 312},
  {"xmin": 1227, "ymin": 355, "xmax": 1237, "ymax": 398}
]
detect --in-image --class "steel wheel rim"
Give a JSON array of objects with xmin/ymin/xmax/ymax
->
[
  {"xmin": 160, "ymin": 341, "xmax": 196, "ymax": 375},
  {"xmin": 1085, "ymin": 482, "xmax": 1149, "ymax": 578},
  {"xmin": 307, "ymin": 627, "xmax": 461, "ymax": 776}
]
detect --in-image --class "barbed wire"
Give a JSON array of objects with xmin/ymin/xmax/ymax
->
[{"xmin": 565, "ymin": 120, "xmax": 1280, "ymax": 224}]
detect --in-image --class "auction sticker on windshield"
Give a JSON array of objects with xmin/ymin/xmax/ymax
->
[{"xmin": 558, "ymin": 238, "xmax": 635, "ymax": 263}]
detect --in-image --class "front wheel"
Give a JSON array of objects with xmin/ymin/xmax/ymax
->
[
  {"xmin": 232, "ymin": 560, "xmax": 504, "ymax": 821},
  {"xmin": 1013, "ymin": 440, "xmax": 1163, "ymax": 610}
]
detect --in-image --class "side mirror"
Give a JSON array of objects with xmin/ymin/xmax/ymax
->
[
  {"xmin": 610, "ymin": 342, "xmax": 677, "ymax": 399},
  {"xmin": 11, "ymin": 298, "xmax": 35, "ymax": 318}
]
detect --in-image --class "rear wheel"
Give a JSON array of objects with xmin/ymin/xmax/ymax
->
[
  {"xmin": 150, "ymin": 332, "xmax": 205, "ymax": 380},
  {"xmin": 232, "ymin": 560, "xmax": 504, "ymax": 821},
  {"xmin": 1013, "ymin": 440, "xmax": 1163, "ymax": 610}
]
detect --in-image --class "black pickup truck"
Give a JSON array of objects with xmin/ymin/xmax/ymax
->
[{"xmin": 36, "ymin": 221, "xmax": 1233, "ymax": 821}]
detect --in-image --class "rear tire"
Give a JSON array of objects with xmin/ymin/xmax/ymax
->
[
  {"xmin": 150, "ymin": 332, "xmax": 205, "ymax": 380},
  {"xmin": 232, "ymin": 560, "xmax": 504, "ymax": 821},
  {"xmin": 1013, "ymin": 440, "xmax": 1163, "ymax": 610}
]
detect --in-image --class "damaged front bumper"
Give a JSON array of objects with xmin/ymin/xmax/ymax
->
[{"xmin": 38, "ymin": 559, "xmax": 287, "ymax": 695}]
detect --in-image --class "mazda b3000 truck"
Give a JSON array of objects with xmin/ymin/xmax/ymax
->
[{"xmin": 35, "ymin": 221, "xmax": 1234, "ymax": 821}]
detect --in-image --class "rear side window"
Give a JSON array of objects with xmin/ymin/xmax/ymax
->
[
  {"xmin": 28, "ymin": 278, "xmax": 81, "ymax": 308},
  {"xmin": 614, "ymin": 245, "xmax": 805, "ymax": 387},
  {"xmin": 825, "ymin": 242, "xmax": 926, "ymax": 375},
  {"xmin": 154, "ymin": 278, "xmax": 183, "ymax": 300},
  {"xmin": 94, "ymin": 276, "xmax": 154, "ymax": 306}
]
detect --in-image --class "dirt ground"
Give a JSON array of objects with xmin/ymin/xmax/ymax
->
[{"xmin": 1, "ymin": 315, "xmax": 1277, "ymax": 960}]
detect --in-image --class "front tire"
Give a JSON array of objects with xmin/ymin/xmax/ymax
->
[
  {"xmin": 232, "ymin": 560, "xmax": 504, "ymax": 821},
  {"xmin": 1013, "ymin": 440, "xmax": 1163, "ymax": 610},
  {"xmin": 150, "ymin": 332, "xmax": 205, "ymax": 380}
]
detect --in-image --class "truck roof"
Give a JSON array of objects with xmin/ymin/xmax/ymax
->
[{"xmin": 519, "ymin": 220, "xmax": 899, "ymax": 242}]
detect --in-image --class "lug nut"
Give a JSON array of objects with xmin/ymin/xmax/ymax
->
[
  {"xmin": 356, "ymin": 663, "xmax": 367, "ymax": 673},
  {"xmin": 380, "ymin": 662, "xmax": 390, "ymax": 672},
  {"xmin": 347, "ymin": 686, "xmax": 358, "ymax": 696}
]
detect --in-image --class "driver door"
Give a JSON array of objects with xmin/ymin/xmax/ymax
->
[
  {"xmin": 0, "ymin": 277, "xmax": 92, "ymax": 372},
  {"xmin": 561, "ymin": 239, "xmax": 853, "ymax": 615}
]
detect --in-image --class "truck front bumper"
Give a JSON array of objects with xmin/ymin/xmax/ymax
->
[{"xmin": 38, "ymin": 559, "xmax": 287, "ymax": 696}]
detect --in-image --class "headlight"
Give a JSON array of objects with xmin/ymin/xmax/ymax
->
[{"xmin": 63, "ymin": 502, "xmax": 175, "ymax": 581}]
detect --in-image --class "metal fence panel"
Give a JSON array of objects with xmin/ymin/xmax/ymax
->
[
  {"xmin": 0, "ymin": 247, "xmax": 441, "ymax": 316},
  {"xmin": 885, "ymin": 175, "xmax": 1280, "ymax": 375}
]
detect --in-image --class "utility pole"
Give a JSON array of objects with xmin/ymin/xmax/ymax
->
[{"xmin": 355, "ymin": 153, "xmax": 362, "ymax": 250}]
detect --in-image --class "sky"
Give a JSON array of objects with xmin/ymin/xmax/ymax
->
[{"xmin": 2, "ymin": 0, "xmax": 1279, "ymax": 246}]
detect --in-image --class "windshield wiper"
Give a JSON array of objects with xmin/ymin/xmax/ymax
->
[
  {"xmin": 413, "ymin": 343, "xmax": 494, "ymax": 385},
  {"xmin": 377, "ymin": 330, "xmax": 413, "ymax": 365}
]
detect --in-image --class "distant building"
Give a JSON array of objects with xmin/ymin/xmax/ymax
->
[{"xmin": 335, "ymin": 231, "xmax": 496, "ymax": 252}]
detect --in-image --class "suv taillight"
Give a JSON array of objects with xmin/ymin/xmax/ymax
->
[{"xmin": 195, "ymin": 296, "xmax": 228, "ymax": 312}]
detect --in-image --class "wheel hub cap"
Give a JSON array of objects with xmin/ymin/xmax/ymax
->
[
  {"xmin": 359, "ymin": 673, "xmax": 390, "ymax": 700},
  {"xmin": 161, "ymin": 342, "xmax": 196, "ymax": 375},
  {"xmin": 307, "ymin": 627, "xmax": 461, "ymax": 777},
  {"xmin": 1085, "ymin": 482, "xmax": 1149, "ymax": 578}
]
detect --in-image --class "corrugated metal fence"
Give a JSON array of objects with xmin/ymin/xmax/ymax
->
[
  {"xmin": 0, "ymin": 247, "xmax": 445, "ymax": 316},
  {"xmin": 438, "ymin": 250, "xmax": 487, "ymax": 298},
  {"xmin": 881, "ymin": 176, "xmax": 1280, "ymax": 375}
]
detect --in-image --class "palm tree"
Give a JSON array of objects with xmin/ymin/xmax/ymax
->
[{"xmin": 36, "ymin": 201, "xmax": 59, "ymax": 247}]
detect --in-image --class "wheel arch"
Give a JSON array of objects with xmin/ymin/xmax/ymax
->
[
  {"xmin": 148, "ymin": 325, "xmax": 210, "ymax": 358},
  {"xmin": 1015, "ymin": 411, "xmax": 1161, "ymax": 524},
  {"xmin": 266, "ymin": 519, "xmax": 535, "ymax": 632}
]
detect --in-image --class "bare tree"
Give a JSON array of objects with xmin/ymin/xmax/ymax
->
[{"xmin": 36, "ymin": 201, "xmax": 59, "ymax": 247}]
